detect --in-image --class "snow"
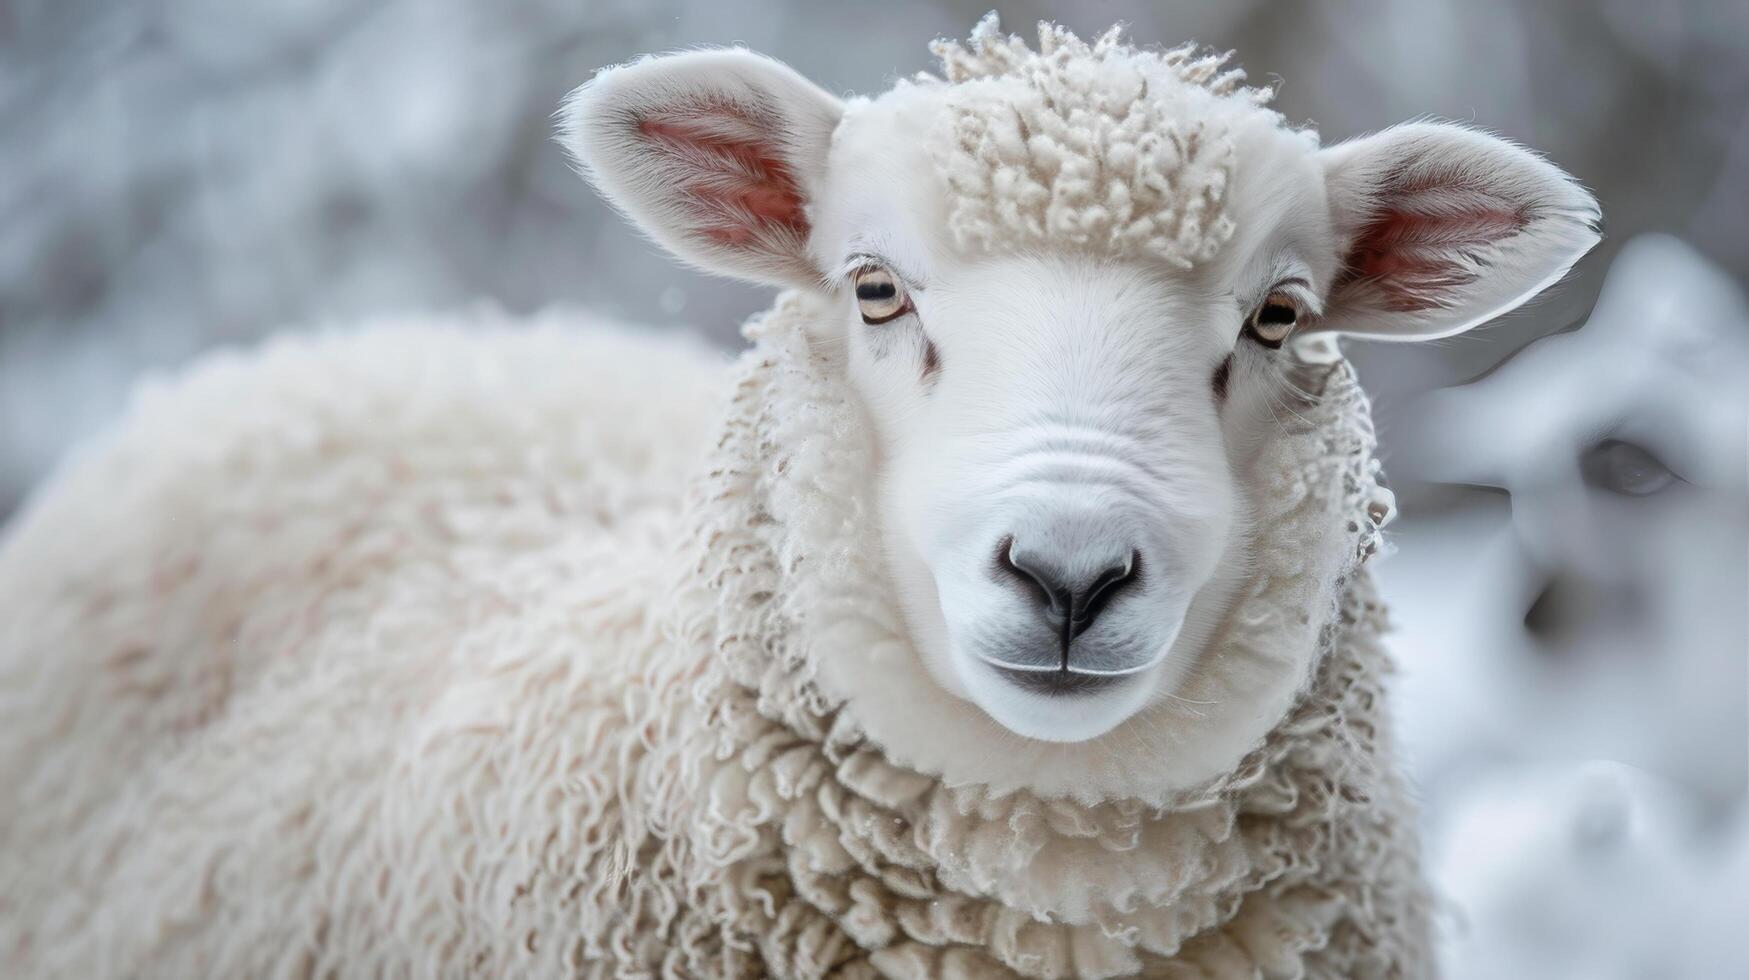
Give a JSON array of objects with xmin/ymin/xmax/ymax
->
[{"xmin": 1381, "ymin": 236, "xmax": 1749, "ymax": 977}]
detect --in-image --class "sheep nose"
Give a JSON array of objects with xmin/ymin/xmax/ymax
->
[{"xmin": 995, "ymin": 536, "xmax": 1140, "ymax": 640}]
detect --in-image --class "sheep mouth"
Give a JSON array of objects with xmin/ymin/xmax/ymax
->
[{"xmin": 983, "ymin": 662, "xmax": 1132, "ymax": 697}]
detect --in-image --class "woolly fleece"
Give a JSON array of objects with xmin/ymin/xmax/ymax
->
[
  {"xmin": 926, "ymin": 15, "xmax": 1274, "ymax": 267},
  {"xmin": 0, "ymin": 295, "xmax": 1429, "ymax": 978}
]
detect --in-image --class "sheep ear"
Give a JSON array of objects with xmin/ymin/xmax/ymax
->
[
  {"xmin": 559, "ymin": 50, "xmax": 843, "ymax": 289},
  {"xmin": 1314, "ymin": 122, "xmax": 1600, "ymax": 340}
]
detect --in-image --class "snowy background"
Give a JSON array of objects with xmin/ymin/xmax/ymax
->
[{"xmin": 3, "ymin": 1, "xmax": 1745, "ymax": 974}]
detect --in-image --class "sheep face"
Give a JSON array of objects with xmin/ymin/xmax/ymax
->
[
  {"xmin": 831, "ymin": 253, "xmax": 1249, "ymax": 743},
  {"xmin": 563, "ymin": 21, "xmax": 1599, "ymax": 761}
]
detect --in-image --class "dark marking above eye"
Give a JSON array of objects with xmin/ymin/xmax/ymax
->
[{"xmin": 1211, "ymin": 353, "xmax": 1233, "ymax": 404}]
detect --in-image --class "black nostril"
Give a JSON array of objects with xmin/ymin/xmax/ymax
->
[
  {"xmin": 1070, "ymin": 551, "xmax": 1140, "ymax": 639},
  {"xmin": 996, "ymin": 536, "xmax": 1071, "ymax": 619},
  {"xmin": 994, "ymin": 537, "xmax": 1141, "ymax": 642}
]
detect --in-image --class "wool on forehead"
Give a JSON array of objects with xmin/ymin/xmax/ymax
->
[{"xmin": 922, "ymin": 13, "xmax": 1285, "ymax": 268}]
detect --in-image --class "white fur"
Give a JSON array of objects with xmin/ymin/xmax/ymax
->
[{"xmin": 1, "ymin": 14, "xmax": 1600, "ymax": 978}]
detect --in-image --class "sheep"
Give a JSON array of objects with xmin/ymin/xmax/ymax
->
[{"xmin": 0, "ymin": 15, "xmax": 1599, "ymax": 979}]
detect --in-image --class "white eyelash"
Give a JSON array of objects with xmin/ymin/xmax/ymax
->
[
  {"xmin": 1268, "ymin": 257, "xmax": 1321, "ymax": 315},
  {"xmin": 838, "ymin": 252, "xmax": 926, "ymax": 291},
  {"xmin": 838, "ymin": 253, "xmax": 882, "ymax": 280},
  {"xmin": 1274, "ymin": 280, "xmax": 1321, "ymax": 318}
]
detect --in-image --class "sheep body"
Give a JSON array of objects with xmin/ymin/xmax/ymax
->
[
  {"xmin": 0, "ymin": 310, "xmax": 722, "ymax": 977},
  {"xmin": 0, "ymin": 294, "xmax": 1428, "ymax": 978}
]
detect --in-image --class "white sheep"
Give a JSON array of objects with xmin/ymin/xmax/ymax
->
[{"xmin": 0, "ymin": 16, "xmax": 1599, "ymax": 979}]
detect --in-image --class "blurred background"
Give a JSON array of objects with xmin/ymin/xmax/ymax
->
[{"xmin": 2, "ymin": 0, "xmax": 1744, "ymax": 975}]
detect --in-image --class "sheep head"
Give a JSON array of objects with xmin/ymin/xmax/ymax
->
[{"xmin": 561, "ymin": 16, "xmax": 1599, "ymax": 750}]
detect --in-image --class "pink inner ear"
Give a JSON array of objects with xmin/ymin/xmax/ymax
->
[
  {"xmin": 1337, "ymin": 178, "xmax": 1531, "ymax": 312},
  {"xmin": 636, "ymin": 103, "xmax": 808, "ymax": 247}
]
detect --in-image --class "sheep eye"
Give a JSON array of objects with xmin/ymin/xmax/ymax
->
[
  {"xmin": 853, "ymin": 266, "xmax": 910, "ymax": 325},
  {"xmin": 1244, "ymin": 291, "xmax": 1301, "ymax": 348}
]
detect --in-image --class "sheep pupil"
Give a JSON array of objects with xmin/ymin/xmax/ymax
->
[
  {"xmin": 1259, "ymin": 303, "xmax": 1296, "ymax": 325},
  {"xmin": 858, "ymin": 282, "xmax": 896, "ymax": 300}
]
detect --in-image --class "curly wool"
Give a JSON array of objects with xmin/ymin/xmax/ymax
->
[
  {"xmin": 0, "ymin": 296, "xmax": 1429, "ymax": 977},
  {"xmin": 646, "ymin": 294, "xmax": 1429, "ymax": 977},
  {"xmin": 925, "ymin": 14, "xmax": 1277, "ymax": 267}
]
